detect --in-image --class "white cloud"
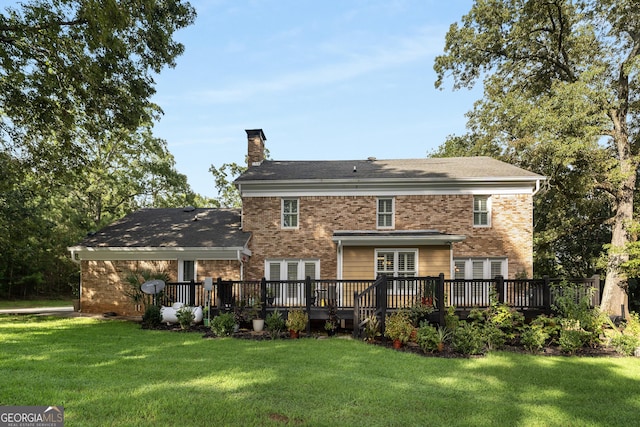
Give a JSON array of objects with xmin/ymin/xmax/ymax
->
[{"xmin": 196, "ymin": 27, "xmax": 446, "ymax": 104}]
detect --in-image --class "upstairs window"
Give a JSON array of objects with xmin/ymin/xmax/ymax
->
[
  {"xmin": 377, "ymin": 197, "xmax": 394, "ymax": 229},
  {"xmin": 473, "ymin": 195, "xmax": 490, "ymax": 227},
  {"xmin": 282, "ymin": 198, "xmax": 299, "ymax": 229}
]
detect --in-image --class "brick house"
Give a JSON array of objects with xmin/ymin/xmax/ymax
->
[{"xmin": 69, "ymin": 129, "xmax": 544, "ymax": 315}]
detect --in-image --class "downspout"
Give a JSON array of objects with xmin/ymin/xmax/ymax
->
[{"xmin": 532, "ymin": 179, "xmax": 542, "ymax": 196}]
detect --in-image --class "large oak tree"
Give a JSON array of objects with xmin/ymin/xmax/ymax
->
[{"xmin": 434, "ymin": 0, "xmax": 639, "ymax": 316}]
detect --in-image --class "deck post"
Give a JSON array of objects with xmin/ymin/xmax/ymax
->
[
  {"xmin": 377, "ymin": 275, "xmax": 387, "ymax": 337},
  {"xmin": 495, "ymin": 275, "xmax": 504, "ymax": 304},
  {"xmin": 542, "ymin": 275, "xmax": 551, "ymax": 313},
  {"xmin": 189, "ymin": 279, "xmax": 196, "ymax": 306},
  {"xmin": 260, "ymin": 277, "xmax": 267, "ymax": 319},
  {"xmin": 353, "ymin": 291, "xmax": 360, "ymax": 339},
  {"xmin": 216, "ymin": 277, "xmax": 223, "ymax": 311},
  {"xmin": 437, "ymin": 273, "xmax": 445, "ymax": 326},
  {"xmin": 305, "ymin": 276, "xmax": 312, "ymax": 334}
]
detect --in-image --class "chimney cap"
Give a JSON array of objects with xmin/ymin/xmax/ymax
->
[{"xmin": 245, "ymin": 129, "xmax": 266, "ymax": 141}]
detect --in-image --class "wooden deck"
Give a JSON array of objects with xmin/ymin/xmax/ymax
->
[{"xmin": 162, "ymin": 275, "xmax": 600, "ymax": 336}]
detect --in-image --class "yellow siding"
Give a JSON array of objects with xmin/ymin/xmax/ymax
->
[{"xmin": 343, "ymin": 245, "xmax": 451, "ymax": 279}]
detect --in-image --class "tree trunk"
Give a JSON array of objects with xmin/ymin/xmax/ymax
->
[
  {"xmin": 601, "ymin": 171, "xmax": 634, "ymax": 319},
  {"xmin": 601, "ymin": 101, "xmax": 636, "ymax": 318}
]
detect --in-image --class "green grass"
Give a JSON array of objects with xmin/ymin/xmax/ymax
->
[
  {"xmin": 1, "ymin": 316, "xmax": 639, "ymax": 427},
  {"xmin": 0, "ymin": 299, "xmax": 72, "ymax": 309}
]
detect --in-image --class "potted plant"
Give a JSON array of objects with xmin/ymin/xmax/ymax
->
[
  {"xmin": 285, "ymin": 309, "xmax": 308, "ymax": 338},
  {"xmin": 435, "ymin": 326, "xmax": 451, "ymax": 352},
  {"xmin": 384, "ymin": 311, "xmax": 413, "ymax": 349},
  {"xmin": 250, "ymin": 300, "xmax": 264, "ymax": 332}
]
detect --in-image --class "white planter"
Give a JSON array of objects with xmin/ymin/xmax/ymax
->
[{"xmin": 253, "ymin": 319, "xmax": 265, "ymax": 332}]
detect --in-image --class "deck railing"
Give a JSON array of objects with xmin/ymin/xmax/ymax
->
[{"xmin": 161, "ymin": 274, "xmax": 601, "ymax": 335}]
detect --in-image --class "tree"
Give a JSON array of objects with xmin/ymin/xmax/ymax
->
[
  {"xmin": 0, "ymin": 0, "xmax": 197, "ymax": 297},
  {"xmin": 434, "ymin": 0, "xmax": 639, "ymax": 317},
  {"xmin": 0, "ymin": 0, "xmax": 196, "ymax": 166}
]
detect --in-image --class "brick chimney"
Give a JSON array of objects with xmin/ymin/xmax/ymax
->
[{"xmin": 246, "ymin": 129, "xmax": 266, "ymax": 166}]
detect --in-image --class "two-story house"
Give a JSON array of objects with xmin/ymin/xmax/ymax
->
[{"xmin": 68, "ymin": 129, "xmax": 544, "ymax": 316}]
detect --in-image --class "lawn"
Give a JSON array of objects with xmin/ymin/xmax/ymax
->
[
  {"xmin": 0, "ymin": 299, "xmax": 72, "ymax": 309},
  {"xmin": 1, "ymin": 316, "xmax": 639, "ymax": 427}
]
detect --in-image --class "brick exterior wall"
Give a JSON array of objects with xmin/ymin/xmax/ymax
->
[
  {"xmin": 80, "ymin": 259, "xmax": 242, "ymax": 316},
  {"xmin": 242, "ymin": 193, "xmax": 533, "ymax": 280}
]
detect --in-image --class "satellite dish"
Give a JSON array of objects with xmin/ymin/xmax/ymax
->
[{"xmin": 140, "ymin": 279, "xmax": 166, "ymax": 295}]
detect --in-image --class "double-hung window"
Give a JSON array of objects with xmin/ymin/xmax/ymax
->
[
  {"xmin": 376, "ymin": 249, "xmax": 417, "ymax": 294},
  {"xmin": 282, "ymin": 198, "xmax": 299, "ymax": 229},
  {"xmin": 377, "ymin": 197, "xmax": 394, "ymax": 229},
  {"xmin": 473, "ymin": 195, "xmax": 490, "ymax": 227}
]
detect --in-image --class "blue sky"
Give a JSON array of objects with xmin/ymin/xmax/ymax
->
[{"xmin": 151, "ymin": 0, "xmax": 480, "ymax": 198}]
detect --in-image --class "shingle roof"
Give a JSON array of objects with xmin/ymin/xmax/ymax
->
[
  {"xmin": 74, "ymin": 208, "xmax": 250, "ymax": 248},
  {"xmin": 235, "ymin": 157, "xmax": 543, "ymax": 182}
]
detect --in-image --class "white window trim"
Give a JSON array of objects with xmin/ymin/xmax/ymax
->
[
  {"xmin": 281, "ymin": 198, "xmax": 299, "ymax": 229},
  {"xmin": 265, "ymin": 259, "xmax": 320, "ymax": 280},
  {"xmin": 452, "ymin": 258, "xmax": 507, "ymax": 279},
  {"xmin": 178, "ymin": 260, "xmax": 197, "ymax": 282},
  {"xmin": 473, "ymin": 195, "xmax": 491, "ymax": 227},
  {"xmin": 377, "ymin": 197, "xmax": 395, "ymax": 229}
]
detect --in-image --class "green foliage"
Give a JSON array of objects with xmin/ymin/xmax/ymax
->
[
  {"xmin": 451, "ymin": 323, "xmax": 486, "ymax": 356},
  {"xmin": 417, "ymin": 323, "xmax": 450, "ymax": 353},
  {"xmin": 520, "ymin": 323, "xmax": 550, "ymax": 353},
  {"xmin": 384, "ymin": 311, "xmax": 413, "ymax": 344},
  {"xmin": 285, "ymin": 309, "xmax": 308, "ymax": 333},
  {"xmin": 176, "ymin": 305, "xmax": 195, "ymax": 329},
  {"xmin": 433, "ymin": 0, "xmax": 638, "ymax": 312},
  {"xmin": 610, "ymin": 334, "xmax": 640, "ymax": 356},
  {"xmin": 211, "ymin": 312, "xmax": 236, "ymax": 337},
  {"xmin": 265, "ymin": 310, "xmax": 286, "ymax": 336},
  {"xmin": 444, "ymin": 305, "xmax": 460, "ymax": 331},
  {"xmin": 142, "ymin": 305, "xmax": 161, "ymax": 328},
  {"xmin": 406, "ymin": 301, "xmax": 434, "ymax": 327},
  {"xmin": 622, "ymin": 312, "xmax": 640, "ymax": 337},
  {"xmin": 363, "ymin": 314, "xmax": 381, "ymax": 342},
  {"xmin": 558, "ymin": 320, "xmax": 591, "ymax": 354},
  {"xmin": 552, "ymin": 282, "xmax": 606, "ymax": 346}
]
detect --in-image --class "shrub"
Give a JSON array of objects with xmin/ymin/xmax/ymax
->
[
  {"xmin": 622, "ymin": 312, "xmax": 640, "ymax": 337},
  {"xmin": 176, "ymin": 305, "xmax": 195, "ymax": 329},
  {"xmin": 552, "ymin": 282, "xmax": 605, "ymax": 345},
  {"xmin": 416, "ymin": 323, "xmax": 450, "ymax": 353},
  {"xmin": 211, "ymin": 312, "xmax": 236, "ymax": 336},
  {"xmin": 558, "ymin": 319, "xmax": 590, "ymax": 354},
  {"xmin": 444, "ymin": 305, "xmax": 459, "ymax": 331},
  {"xmin": 265, "ymin": 310, "xmax": 286, "ymax": 336},
  {"xmin": 384, "ymin": 311, "xmax": 414, "ymax": 344},
  {"xmin": 285, "ymin": 309, "xmax": 308, "ymax": 333},
  {"xmin": 407, "ymin": 302, "xmax": 434, "ymax": 327},
  {"xmin": 610, "ymin": 334, "xmax": 640, "ymax": 356},
  {"xmin": 416, "ymin": 323, "xmax": 439, "ymax": 352},
  {"xmin": 481, "ymin": 323, "xmax": 507, "ymax": 351},
  {"xmin": 451, "ymin": 323, "xmax": 485, "ymax": 355},
  {"xmin": 142, "ymin": 305, "xmax": 162, "ymax": 328},
  {"xmin": 520, "ymin": 323, "xmax": 550, "ymax": 353}
]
